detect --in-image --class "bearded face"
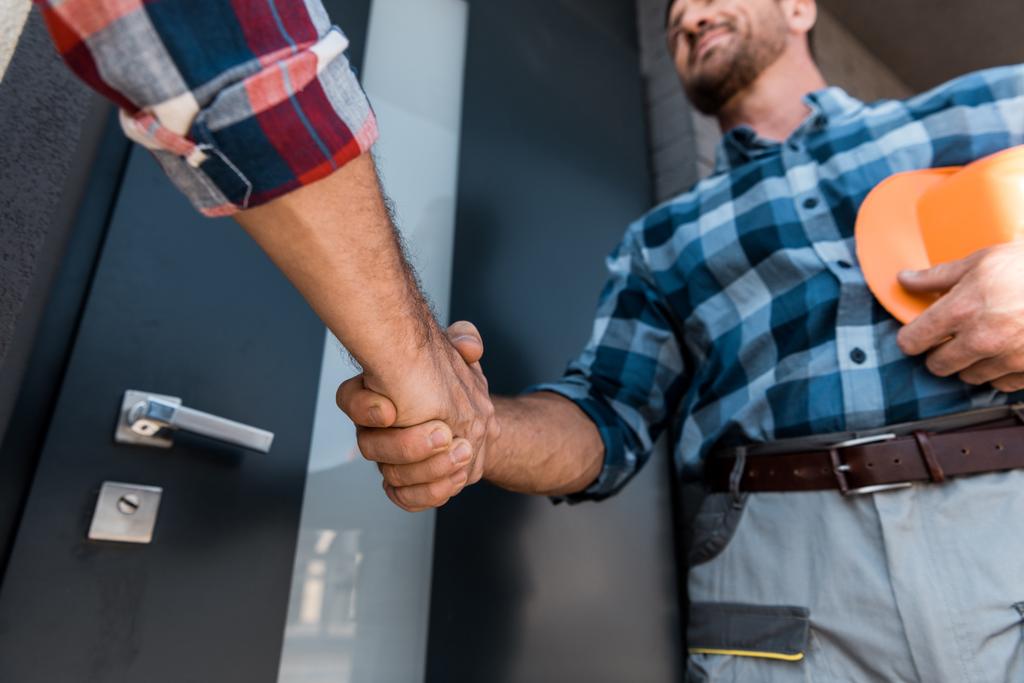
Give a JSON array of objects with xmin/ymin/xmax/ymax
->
[{"xmin": 667, "ymin": 0, "xmax": 791, "ymax": 114}]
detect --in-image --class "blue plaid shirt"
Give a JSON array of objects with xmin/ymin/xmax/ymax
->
[{"xmin": 535, "ymin": 65, "xmax": 1024, "ymax": 501}]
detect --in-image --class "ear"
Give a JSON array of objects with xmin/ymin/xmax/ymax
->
[{"xmin": 781, "ymin": 0, "xmax": 817, "ymax": 35}]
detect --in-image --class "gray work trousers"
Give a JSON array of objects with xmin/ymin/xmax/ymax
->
[{"xmin": 685, "ymin": 471, "xmax": 1024, "ymax": 682}]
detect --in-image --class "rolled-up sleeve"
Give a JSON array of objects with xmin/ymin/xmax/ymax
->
[
  {"xmin": 37, "ymin": 0, "xmax": 377, "ymax": 216},
  {"xmin": 528, "ymin": 229, "xmax": 688, "ymax": 503}
]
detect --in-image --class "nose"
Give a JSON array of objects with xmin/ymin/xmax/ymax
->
[{"xmin": 681, "ymin": 2, "xmax": 719, "ymax": 38}]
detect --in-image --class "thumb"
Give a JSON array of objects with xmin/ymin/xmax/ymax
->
[
  {"xmin": 446, "ymin": 320, "xmax": 484, "ymax": 365},
  {"xmin": 335, "ymin": 374, "xmax": 398, "ymax": 428},
  {"xmin": 898, "ymin": 252, "xmax": 981, "ymax": 294}
]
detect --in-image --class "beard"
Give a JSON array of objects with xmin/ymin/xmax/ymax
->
[{"xmin": 682, "ymin": 18, "xmax": 788, "ymax": 115}]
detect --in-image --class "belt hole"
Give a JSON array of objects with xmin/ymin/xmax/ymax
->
[
  {"xmin": 866, "ymin": 462, "xmax": 874, "ymax": 468},
  {"xmin": 893, "ymin": 458, "xmax": 902, "ymax": 465},
  {"xmin": 961, "ymin": 447, "xmax": 971, "ymax": 455},
  {"xmin": 996, "ymin": 443, "xmax": 1005, "ymax": 451}
]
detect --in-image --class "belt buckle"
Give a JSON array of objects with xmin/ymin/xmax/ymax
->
[{"xmin": 828, "ymin": 433, "xmax": 911, "ymax": 496}]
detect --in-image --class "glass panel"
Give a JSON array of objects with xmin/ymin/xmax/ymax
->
[{"xmin": 276, "ymin": 1, "xmax": 469, "ymax": 681}]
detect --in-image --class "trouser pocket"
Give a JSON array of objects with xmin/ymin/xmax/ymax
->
[
  {"xmin": 686, "ymin": 602, "xmax": 812, "ymax": 683},
  {"xmin": 1011, "ymin": 603, "xmax": 1024, "ymax": 682},
  {"xmin": 688, "ymin": 492, "xmax": 747, "ymax": 567}
]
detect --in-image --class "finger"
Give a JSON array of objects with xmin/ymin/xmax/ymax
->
[
  {"xmin": 922, "ymin": 336, "xmax": 986, "ymax": 378},
  {"xmin": 898, "ymin": 250, "xmax": 985, "ymax": 294},
  {"xmin": 380, "ymin": 441, "xmax": 473, "ymax": 487},
  {"xmin": 446, "ymin": 320, "xmax": 484, "ymax": 365},
  {"xmin": 992, "ymin": 373, "xmax": 1024, "ymax": 394},
  {"xmin": 357, "ymin": 420, "xmax": 453, "ymax": 465},
  {"xmin": 336, "ymin": 376, "xmax": 397, "ymax": 428},
  {"xmin": 383, "ymin": 482, "xmax": 429, "ymax": 513},
  {"xmin": 896, "ymin": 294, "xmax": 964, "ymax": 356},
  {"xmin": 959, "ymin": 355, "xmax": 1019, "ymax": 386},
  {"xmin": 389, "ymin": 468, "xmax": 470, "ymax": 510}
]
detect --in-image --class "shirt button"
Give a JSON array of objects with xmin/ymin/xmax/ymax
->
[
  {"xmin": 837, "ymin": 260, "xmax": 853, "ymax": 269},
  {"xmin": 850, "ymin": 348, "xmax": 867, "ymax": 365},
  {"xmin": 802, "ymin": 197, "xmax": 819, "ymax": 210}
]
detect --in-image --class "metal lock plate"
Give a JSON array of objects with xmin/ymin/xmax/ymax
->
[{"xmin": 88, "ymin": 482, "xmax": 163, "ymax": 544}]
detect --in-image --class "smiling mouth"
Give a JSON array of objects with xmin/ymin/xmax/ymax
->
[{"xmin": 691, "ymin": 28, "xmax": 733, "ymax": 64}]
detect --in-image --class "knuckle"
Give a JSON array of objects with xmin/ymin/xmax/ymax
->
[
  {"xmin": 334, "ymin": 381, "xmax": 349, "ymax": 410},
  {"xmin": 397, "ymin": 433, "xmax": 421, "ymax": 463},
  {"xmin": 994, "ymin": 375, "xmax": 1024, "ymax": 393},
  {"xmin": 435, "ymin": 453, "xmax": 459, "ymax": 478},
  {"xmin": 393, "ymin": 486, "xmax": 415, "ymax": 509},
  {"xmin": 896, "ymin": 329, "xmax": 920, "ymax": 356},
  {"xmin": 974, "ymin": 248, "xmax": 996, "ymax": 268},
  {"xmin": 382, "ymin": 464, "xmax": 405, "ymax": 487},
  {"xmin": 965, "ymin": 334, "xmax": 1000, "ymax": 357},
  {"xmin": 356, "ymin": 433, "xmax": 376, "ymax": 461},
  {"xmin": 423, "ymin": 456, "xmax": 448, "ymax": 482},
  {"xmin": 427, "ymin": 480, "xmax": 453, "ymax": 503},
  {"xmin": 958, "ymin": 370, "xmax": 983, "ymax": 386},
  {"xmin": 947, "ymin": 300, "xmax": 973, "ymax": 326},
  {"xmin": 468, "ymin": 421, "xmax": 486, "ymax": 444},
  {"xmin": 925, "ymin": 355, "xmax": 952, "ymax": 377}
]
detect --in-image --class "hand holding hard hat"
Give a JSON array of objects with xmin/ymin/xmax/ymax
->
[
  {"xmin": 856, "ymin": 145, "xmax": 1024, "ymax": 392},
  {"xmin": 857, "ymin": 144, "xmax": 1024, "ymax": 323}
]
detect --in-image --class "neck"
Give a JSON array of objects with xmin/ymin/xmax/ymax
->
[{"xmin": 715, "ymin": 47, "xmax": 827, "ymax": 142}]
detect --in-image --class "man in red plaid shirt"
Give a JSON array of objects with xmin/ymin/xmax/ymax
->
[{"xmin": 38, "ymin": 0, "xmax": 498, "ymax": 495}]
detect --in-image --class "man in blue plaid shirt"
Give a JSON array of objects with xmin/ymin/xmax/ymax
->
[{"xmin": 343, "ymin": 0, "xmax": 1024, "ymax": 678}]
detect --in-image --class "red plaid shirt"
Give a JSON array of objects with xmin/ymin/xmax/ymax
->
[{"xmin": 37, "ymin": 0, "xmax": 377, "ymax": 216}]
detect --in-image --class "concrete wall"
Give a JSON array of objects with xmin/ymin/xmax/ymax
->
[
  {"xmin": 636, "ymin": 0, "xmax": 702, "ymax": 202},
  {"xmin": 821, "ymin": 0, "xmax": 1023, "ymax": 91},
  {"xmin": 815, "ymin": 7, "xmax": 911, "ymax": 103},
  {"xmin": 0, "ymin": 7, "xmax": 100, "ymax": 445}
]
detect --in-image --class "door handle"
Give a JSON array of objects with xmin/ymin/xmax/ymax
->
[{"xmin": 115, "ymin": 390, "xmax": 274, "ymax": 453}]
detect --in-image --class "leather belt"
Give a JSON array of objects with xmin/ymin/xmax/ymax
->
[{"xmin": 707, "ymin": 422, "xmax": 1024, "ymax": 495}]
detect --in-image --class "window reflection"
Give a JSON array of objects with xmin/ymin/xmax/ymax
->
[
  {"xmin": 276, "ymin": 1, "xmax": 467, "ymax": 680},
  {"xmin": 281, "ymin": 529, "xmax": 364, "ymax": 681}
]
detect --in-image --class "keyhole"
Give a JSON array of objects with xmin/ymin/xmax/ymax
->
[{"xmin": 117, "ymin": 494, "xmax": 140, "ymax": 515}]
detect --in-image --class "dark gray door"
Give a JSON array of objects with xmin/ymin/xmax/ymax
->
[
  {"xmin": 0, "ymin": 144, "xmax": 326, "ymax": 683},
  {"xmin": 427, "ymin": 1, "xmax": 685, "ymax": 681},
  {"xmin": 0, "ymin": 4, "xmax": 372, "ymax": 680}
]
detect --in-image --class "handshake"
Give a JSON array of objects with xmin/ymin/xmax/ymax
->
[{"xmin": 336, "ymin": 321, "xmax": 500, "ymax": 512}]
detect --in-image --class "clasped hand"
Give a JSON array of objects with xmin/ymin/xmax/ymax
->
[
  {"xmin": 898, "ymin": 241, "xmax": 1024, "ymax": 392},
  {"xmin": 337, "ymin": 321, "xmax": 497, "ymax": 511}
]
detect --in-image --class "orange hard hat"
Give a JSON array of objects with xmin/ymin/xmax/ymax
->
[{"xmin": 855, "ymin": 145, "xmax": 1024, "ymax": 323}]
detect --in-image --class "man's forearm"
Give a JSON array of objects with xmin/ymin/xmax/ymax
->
[
  {"xmin": 485, "ymin": 393, "xmax": 604, "ymax": 496},
  {"xmin": 235, "ymin": 154, "xmax": 437, "ymax": 391}
]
